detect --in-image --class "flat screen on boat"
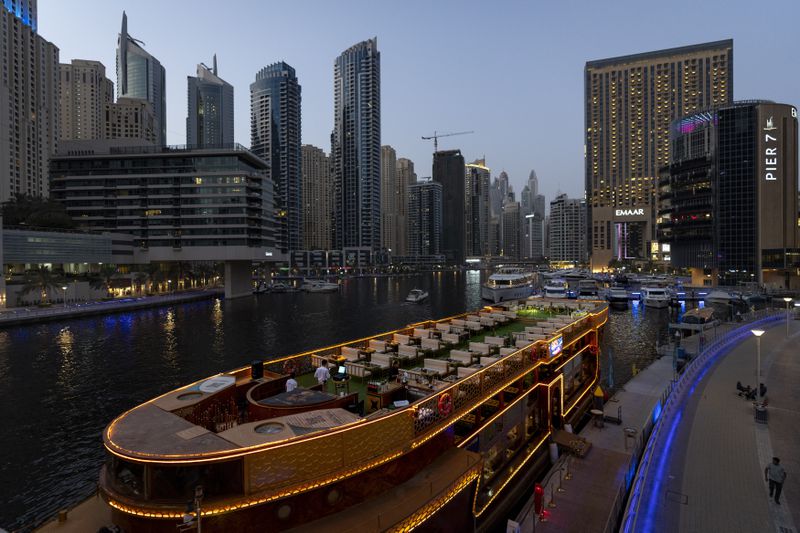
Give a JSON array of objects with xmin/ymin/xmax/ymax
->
[
  {"xmin": 337, "ymin": 366, "xmax": 346, "ymax": 375},
  {"xmin": 549, "ymin": 335, "xmax": 563, "ymax": 358}
]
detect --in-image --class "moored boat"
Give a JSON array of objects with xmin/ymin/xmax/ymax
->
[
  {"xmin": 606, "ymin": 285, "xmax": 629, "ymax": 308},
  {"xmin": 94, "ymin": 299, "xmax": 608, "ymax": 532},
  {"xmin": 301, "ymin": 279, "xmax": 340, "ymax": 293},
  {"xmin": 543, "ymin": 278, "xmax": 568, "ymax": 299},
  {"xmin": 641, "ymin": 286, "xmax": 669, "ymax": 308},
  {"xmin": 480, "ymin": 268, "xmax": 536, "ymax": 303}
]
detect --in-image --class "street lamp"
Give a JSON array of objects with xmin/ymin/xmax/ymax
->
[
  {"xmin": 783, "ymin": 297, "xmax": 792, "ymax": 337},
  {"xmin": 62, "ymin": 285, "xmax": 68, "ymax": 308},
  {"xmin": 751, "ymin": 329, "xmax": 765, "ymax": 403}
]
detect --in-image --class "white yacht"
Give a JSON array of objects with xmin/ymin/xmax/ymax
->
[
  {"xmin": 301, "ymin": 279, "xmax": 340, "ymax": 293},
  {"xmin": 641, "ymin": 286, "xmax": 669, "ymax": 308},
  {"xmin": 405, "ymin": 288, "xmax": 429, "ymax": 303},
  {"xmin": 577, "ymin": 279, "xmax": 600, "ymax": 300},
  {"xmin": 606, "ymin": 285, "xmax": 629, "ymax": 307},
  {"xmin": 480, "ymin": 268, "xmax": 536, "ymax": 303},
  {"xmin": 543, "ymin": 279, "xmax": 568, "ymax": 299}
]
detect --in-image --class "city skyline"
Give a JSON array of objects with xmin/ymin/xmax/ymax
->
[{"xmin": 39, "ymin": 0, "xmax": 800, "ymax": 204}]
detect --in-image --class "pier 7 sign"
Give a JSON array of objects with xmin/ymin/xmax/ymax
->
[{"xmin": 763, "ymin": 116, "xmax": 779, "ymax": 182}]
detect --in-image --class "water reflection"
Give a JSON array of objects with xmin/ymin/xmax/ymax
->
[{"xmin": 0, "ymin": 272, "xmax": 672, "ymax": 530}]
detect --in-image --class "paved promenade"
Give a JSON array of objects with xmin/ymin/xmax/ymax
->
[
  {"xmin": 514, "ymin": 322, "xmax": 736, "ymax": 533},
  {"xmin": 0, "ymin": 289, "xmax": 222, "ymax": 327},
  {"xmin": 626, "ymin": 317, "xmax": 798, "ymax": 533}
]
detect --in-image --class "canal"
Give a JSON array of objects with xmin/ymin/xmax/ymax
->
[{"xmin": 0, "ymin": 272, "xmax": 676, "ymax": 530}]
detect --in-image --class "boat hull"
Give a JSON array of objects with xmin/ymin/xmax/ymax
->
[
  {"xmin": 480, "ymin": 284, "xmax": 533, "ymax": 303},
  {"xmin": 644, "ymin": 298, "xmax": 669, "ymax": 308}
]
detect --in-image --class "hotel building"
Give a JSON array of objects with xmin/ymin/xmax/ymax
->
[{"xmin": 585, "ymin": 40, "xmax": 733, "ymax": 269}]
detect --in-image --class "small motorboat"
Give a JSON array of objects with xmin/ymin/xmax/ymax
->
[{"xmin": 406, "ymin": 289, "xmax": 429, "ymax": 303}]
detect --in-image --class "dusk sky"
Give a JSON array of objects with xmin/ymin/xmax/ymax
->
[{"xmin": 40, "ymin": 0, "xmax": 799, "ymax": 205}]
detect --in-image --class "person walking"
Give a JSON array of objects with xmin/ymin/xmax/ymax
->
[{"xmin": 765, "ymin": 457, "xmax": 787, "ymax": 504}]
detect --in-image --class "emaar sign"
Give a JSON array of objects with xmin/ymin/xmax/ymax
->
[{"xmin": 615, "ymin": 208, "xmax": 645, "ymax": 217}]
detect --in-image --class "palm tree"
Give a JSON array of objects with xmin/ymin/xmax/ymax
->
[
  {"xmin": 131, "ymin": 271, "xmax": 148, "ymax": 295},
  {"xmin": 191, "ymin": 263, "xmax": 215, "ymax": 288},
  {"xmin": 144, "ymin": 263, "xmax": 165, "ymax": 293},
  {"xmin": 21, "ymin": 266, "xmax": 63, "ymax": 305},
  {"xmin": 90, "ymin": 264, "xmax": 118, "ymax": 297}
]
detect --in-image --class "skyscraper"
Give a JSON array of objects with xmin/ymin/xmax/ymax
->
[
  {"xmin": 585, "ymin": 40, "xmax": 733, "ymax": 269},
  {"xmin": 380, "ymin": 145, "xmax": 398, "ymax": 252},
  {"xmin": 116, "ymin": 11, "xmax": 166, "ymax": 146},
  {"xmin": 331, "ymin": 38, "xmax": 381, "ymax": 250},
  {"xmin": 520, "ymin": 170, "xmax": 545, "ymax": 259},
  {"xmin": 433, "ymin": 149, "xmax": 465, "ymax": 263},
  {"xmin": 105, "ymin": 98, "xmax": 156, "ymax": 143},
  {"xmin": 301, "ymin": 145, "xmax": 332, "ymax": 251},
  {"xmin": 0, "ymin": 0, "xmax": 58, "ymax": 201},
  {"xmin": 408, "ymin": 180, "xmax": 442, "ymax": 257},
  {"xmin": 397, "ymin": 158, "xmax": 417, "ymax": 187},
  {"xmin": 465, "ymin": 159, "xmax": 490, "ymax": 257},
  {"xmin": 59, "ymin": 60, "xmax": 114, "ymax": 141},
  {"xmin": 501, "ymin": 201, "xmax": 521, "ymax": 260},
  {"xmin": 187, "ymin": 55, "xmax": 234, "ymax": 147},
  {"xmin": 395, "ymin": 157, "xmax": 415, "ymax": 255},
  {"xmin": 251, "ymin": 62, "xmax": 302, "ymax": 253},
  {"xmin": 549, "ymin": 194, "xmax": 587, "ymax": 264},
  {"xmin": 659, "ymin": 102, "xmax": 799, "ymax": 288}
]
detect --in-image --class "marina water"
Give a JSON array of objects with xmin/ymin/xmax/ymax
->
[{"xmin": 0, "ymin": 271, "xmax": 675, "ymax": 530}]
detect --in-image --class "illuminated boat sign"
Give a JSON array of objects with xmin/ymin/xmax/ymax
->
[{"xmin": 549, "ymin": 335, "xmax": 563, "ymax": 358}]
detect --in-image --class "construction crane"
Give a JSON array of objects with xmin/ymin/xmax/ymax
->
[{"xmin": 421, "ymin": 130, "xmax": 474, "ymax": 153}]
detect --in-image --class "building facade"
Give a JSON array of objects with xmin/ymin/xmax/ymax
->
[
  {"xmin": 585, "ymin": 40, "xmax": 733, "ymax": 269},
  {"xmin": 0, "ymin": 0, "xmax": 58, "ymax": 201},
  {"xmin": 301, "ymin": 144, "xmax": 331, "ymax": 250},
  {"xmin": 549, "ymin": 194, "xmax": 587, "ymax": 264},
  {"xmin": 187, "ymin": 55, "xmax": 234, "ymax": 148},
  {"xmin": 407, "ymin": 180, "xmax": 442, "ymax": 257},
  {"xmin": 659, "ymin": 101, "xmax": 799, "ymax": 289},
  {"xmin": 331, "ymin": 38, "xmax": 381, "ymax": 250},
  {"xmin": 520, "ymin": 170, "xmax": 545, "ymax": 260},
  {"xmin": 501, "ymin": 201, "xmax": 521, "ymax": 260},
  {"xmin": 251, "ymin": 62, "xmax": 302, "ymax": 254},
  {"xmin": 116, "ymin": 11, "xmax": 166, "ymax": 146},
  {"xmin": 395, "ymin": 157, "xmax": 415, "ymax": 256},
  {"xmin": 59, "ymin": 59, "xmax": 114, "ymax": 141},
  {"xmin": 105, "ymin": 98, "xmax": 156, "ymax": 143},
  {"xmin": 380, "ymin": 145, "xmax": 399, "ymax": 253},
  {"xmin": 465, "ymin": 159, "xmax": 490, "ymax": 257},
  {"xmin": 433, "ymin": 149, "xmax": 465, "ymax": 263},
  {"xmin": 49, "ymin": 142, "xmax": 276, "ymax": 260}
]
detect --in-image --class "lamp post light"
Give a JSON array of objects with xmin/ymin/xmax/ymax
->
[
  {"xmin": 783, "ymin": 297, "xmax": 792, "ymax": 337},
  {"xmin": 62, "ymin": 285, "xmax": 68, "ymax": 308},
  {"xmin": 751, "ymin": 329, "xmax": 765, "ymax": 404}
]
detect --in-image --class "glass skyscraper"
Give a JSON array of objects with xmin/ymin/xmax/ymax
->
[
  {"xmin": 331, "ymin": 38, "xmax": 381, "ymax": 250},
  {"xmin": 187, "ymin": 55, "xmax": 234, "ymax": 147},
  {"xmin": 250, "ymin": 62, "xmax": 302, "ymax": 254},
  {"xmin": 116, "ymin": 11, "xmax": 166, "ymax": 146}
]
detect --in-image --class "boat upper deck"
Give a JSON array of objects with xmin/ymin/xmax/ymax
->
[{"xmin": 104, "ymin": 299, "xmax": 609, "ymax": 463}]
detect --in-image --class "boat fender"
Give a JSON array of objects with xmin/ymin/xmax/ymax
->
[
  {"xmin": 437, "ymin": 392, "xmax": 453, "ymax": 417},
  {"xmin": 282, "ymin": 360, "xmax": 297, "ymax": 376}
]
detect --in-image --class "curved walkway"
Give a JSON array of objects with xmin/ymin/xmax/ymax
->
[{"xmin": 626, "ymin": 317, "xmax": 798, "ymax": 533}]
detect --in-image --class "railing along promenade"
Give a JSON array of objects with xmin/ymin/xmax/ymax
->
[
  {"xmin": 104, "ymin": 304, "xmax": 608, "ymax": 519},
  {"xmin": 619, "ymin": 308, "xmax": 783, "ymax": 533}
]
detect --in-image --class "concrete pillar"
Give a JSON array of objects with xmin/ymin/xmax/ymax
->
[
  {"xmin": 224, "ymin": 260, "xmax": 253, "ymax": 299},
  {"xmin": 0, "ymin": 217, "xmax": 5, "ymax": 308}
]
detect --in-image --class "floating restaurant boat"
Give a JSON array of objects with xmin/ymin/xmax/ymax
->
[
  {"xmin": 480, "ymin": 268, "xmax": 536, "ymax": 303},
  {"xmin": 97, "ymin": 297, "xmax": 608, "ymax": 532}
]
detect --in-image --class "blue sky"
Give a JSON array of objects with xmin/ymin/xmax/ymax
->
[{"xmin": 40, "ymin": 0, "xmax": 799, "ymax": 203}]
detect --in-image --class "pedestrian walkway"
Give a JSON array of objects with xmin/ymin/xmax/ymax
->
[
  {"xmin": 513, "ymin": 322, "xmax": 739, "ymax": 532},
  {"xmin": 0, "ymin": 288, "xmax": 222, "ymax": 327},
  {"xmin": 625, "ymin": 316, "xmax": 798, "ymax": 533}
]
